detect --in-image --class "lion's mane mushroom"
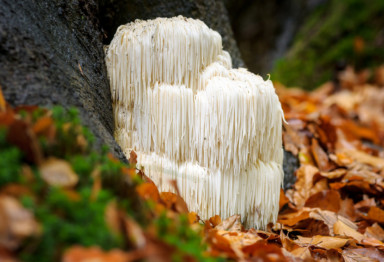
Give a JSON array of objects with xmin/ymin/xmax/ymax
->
[{"xmin": 105, "ymin": 16, "xmax": 284, "ymax": 229}]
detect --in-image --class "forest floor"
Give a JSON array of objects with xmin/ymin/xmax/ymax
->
[{"xmin": 0, "ymin": 65, "xmax": 384, "ymax": 261}]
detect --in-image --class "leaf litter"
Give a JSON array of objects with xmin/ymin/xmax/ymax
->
[{"xmin": 1, "ymin": 65, "xmax": 384, "ymax": 261}]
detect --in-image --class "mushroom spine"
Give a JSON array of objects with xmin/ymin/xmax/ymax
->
[{"xmin": 105, "ymin": 16, "xmax": 284, "ymax": 229}]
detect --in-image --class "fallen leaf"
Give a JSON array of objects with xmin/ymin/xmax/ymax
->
[
  {"xmin": 129, "ymin": 150, "xmax": 137, "ymax": 164},
  {"xmin": 333, "ymin": 221, "xmax": 364, "ymax": 242},
  {"xmin": 0, "ymin": 196, "xmax": 39, "ymax": 249},
  {"xmin": 342, "ymin": 247, "xmax": 384, "ymax": 262},
  {"xmin": 342, "ymin": 149, "xmax": 384, "ymax": 169},
  {"xmin": 187, "ymin": 212, "xmax": 200, "ymax": 224},
  {"xmin": 279, "ymin": 188, "xmax": 290, "ymax": 210},
  {"xmin": 39, "ymin": 158, "xmax": 79, "ymax": 188},
  {"xmin": 364, "ymin": 223, "xmax": 384, "ymax": 242},
  {"xmin": 320, "ymin": 168, "xmax": 347, "ymax": 179},
  {"xmin": 278, "ymin": 210, "xmax": 310, "ymax": 227},
  {"xmin": 365, "ymin": 206, "xmax": 384, "ymax": 223},
  {"xmin": 136, "ymin": 182, "xmax": 160, "ymax": 202},
  {"xmin": 216, "ymin": 215, "xmax": 242, "ymax": 232},
  {"xmin": 0, "ymin": 86, "xmax": 6, "ymax": 112},
  {"xmin": 124, "ymin": 216, "xmax": 146, "ymax": 248},
  {"xmin": 160, "ymin": 192, "xmax": 188, "ymax": 213},
  {"xmin": 104, "ymin": 201, "xmax": 120, "ymax": 236},
  {"xmin": 209, "ymin": 215, "xmax": 222, "ymax": 227},
  {"xmin": 32, "ymin": 116, "xmax": 54, "ymax": 136},
  {"xmin": 62, "ymin": 246, "xmax": 129, "ymax": 262},
  {"xmin": 242, "ymin": 240, "xmax": 286, "ymax": 261},
  {"xmin": 292, "ymin": 164, "xmax": 319, "ymax": 208},
  {"xmin": 309, "ymin": 208, "xmax": 357, "ymax": 235},
  {"xmin": 338, "ymin": 198, "xmax": 357, "ymax": 222},
  {"xmin": 304, "ymin": 190, "xmax": 341, "ymax": 212},
  {"xmin": 311, "ymin": 138, "xmax": 335, "ymax": 171},
  {"xmin": 7, "ymin": 119, "xmax": 43, "ymax": 165},
  {"xmin": 296, "ymin": 235, "xmax": 350, "ymax": 249}
]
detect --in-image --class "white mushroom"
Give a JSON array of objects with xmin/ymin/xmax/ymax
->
[{"xmin": 105, "ymin": 16, "xmax": 284, "ymax": 229}]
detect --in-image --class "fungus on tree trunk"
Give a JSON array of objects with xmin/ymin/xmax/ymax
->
[{"xmin": 105, "ymin": 16, "xmax": 284, "ymax": 229}]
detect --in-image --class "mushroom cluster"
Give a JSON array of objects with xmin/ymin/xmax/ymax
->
[{"xmin": 105, "ymin": 16, "xmax": 284, "ymax": 229}]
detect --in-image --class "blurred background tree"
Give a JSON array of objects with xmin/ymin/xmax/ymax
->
[{"xmin": 225, "ymin": 0, "xmax": 384, "ymax": 89}]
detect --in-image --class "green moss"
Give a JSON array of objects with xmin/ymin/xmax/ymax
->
[
  {"xmin": 0, "ymin": 128, "xmax": 23, "ymax": 186},
  {"xmin": 272, "ymin": 0, "xmax": 384, "ymax": 89},
  {"xmin": 20, "ymin": 188, "xmax": 122, "ymax": 262}
]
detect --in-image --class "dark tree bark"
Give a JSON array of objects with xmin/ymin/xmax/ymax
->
[{"xmin": 0, "ymin": 0, "xmax": 126, "ymax": 160}]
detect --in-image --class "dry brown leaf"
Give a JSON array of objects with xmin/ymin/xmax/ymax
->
[
  {"xmin": 216, "ymin": 215, "xmax": 242, "ymax": 232},
  {"xmin": 365, "ymin": 206, "xmax": 384, "ymax": 223},
  {"xmin": 62, "ymin": 246, "xmax": 130, "ymax": 262},
  {"xmin": 289, "ymin": 246, "xmax": 313, "ymax": 260},
  {"xmin": 361, "ymin": 237, "xmax": 384, "ymax": 247},
  {"xmin": 0, "ymin": 196, "xmax": 39, "ymax": 249},
  {"xmin": 187, "ymin": 212, "xmax": 200, "ymax": 224},
  {"xmin": 104, "ymin": 201, "xmax": 120, "ymax": 235},
  {"xmin": 207, "ymin": 230, "xmax": 236, "ymax": 258},
  {"xmin": 39, "ymin": 158, "xmax": 79, "ymax": 188},
  {"xmin": 7, "ymin": 119, "xmax": 43, "ymax": 165},
  {"xmin": 320, "ymin": 168, "xmax": 347, "ymax": 179},
  {"xmin": 278, "ymin": 210, "xmax": 310, "ymax": 227},
  {"xmin": 338, "ymin": 198, "xmax": 357, "ymax": 222},
  {"xmin": 342, "ymin": 247, "xmax": 384, "ymax": 262},
  {"xmin": 32, "ymin": 116, "xmax": 54, "ymax": 135},
  {"xmin": 333, "ymin": 221, "xmax": 364, "ymax": 242},
  {"xmin": 374, "ymin": 65, "xmax": 384, "ymax": 86},
  {"xmin": 344, "ymin": 169, "xmax": 384, "ymax": 187},
  {"xmin": 292, "ymin": 164, "xmax": 319, "ymax": 208},
  {"xmin": 280, "ymin": 233, "xmax": 301, "ymax": 252},
  {"xmin": 364, "ymin": 223, "xmax": 384, "ymax": 241},
  {"xmin": 209, "ymin": 215, "xmax": 222, "ymax": 227},
  {"xmin": 309, "ymin": 208, "xmax": 357, "ymax": 235},
  {"xmin": 0, "ymin": 86, "xmax": 6, "ymax": 113},
  {"xmin": 279, "ymin": 188, "xmax": 290, "ymax": 210},
  {"xmin": 136, "ymin": 182, "xmax": 160, "ymax": 202},
  {"xmin": 129, "ymin": 150, "xmax": 137, "ymax": 164},
  {"xmin": 160, "ymin": 192, "xmax": 188, "ymax": 213},
  {"xmin": 342, "ymin": 149, "xmax": 384, "ymax": 169},
  {"xmin": 241, "ymin": 240, "xmax": 287, "ymax": 261},
  {"xmin": 304, "ymin": 190, "xmax": 341, "ymax": 212},
  {"xmin": 296, "ymin": 235, "xmax": 350, "ymax": 249},
  {"xmin": 124, "ymin": 216, "xmax": 146, "ymax": 248},
  {"xmin": 311, "ymin": 138, "xmax": 335, "ymax": 171},
  {"xmin": 217, "ymin": 230, "xmax": 263, "ymax": 258}
]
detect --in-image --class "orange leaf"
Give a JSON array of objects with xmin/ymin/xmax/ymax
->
[
  {"xmin": 304, "ymin": 190, "xmax": 341, "ymax": 212},
  {"xmin": 32, "ymin": 116, "xmax": 53, "ymax": 135},
  {"xmin": 279, "ymin": 188, "xmax": 289, "ymax": 210},
  {"xmin": 278, "ymin": 210, "xmax": 310, "ymax": 227},
  {"xmin": 136, "ymin": 182, "xmax": 160, "ymax": 202},
  {"xmin": 366, "ymin": 206, "xmax": 384, "ymax": 223},
  {"xmin": 63, "ymin": 246, "xmax": 129, "ymax": 262},
  {"xmin": 209, "ymin": 215, "xmax": 222, "ymax": 227},
  {"xmin": 0, "ymin": 85, "xmax": 6, "ymax": 113},
  {"xmin": 311, "ymin": 138, "xmax": 335, "ymax": 172},
  {"xmin": 296, "ymin": 235, "xmax": 350, "ymax": 249},
  {"xmin": 160, "ymin": 192, "xmax": 188, "ymax": 213},
  {"xmin": 187, "ymin": 212, "xmax": 200, "ymax": 224}
]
